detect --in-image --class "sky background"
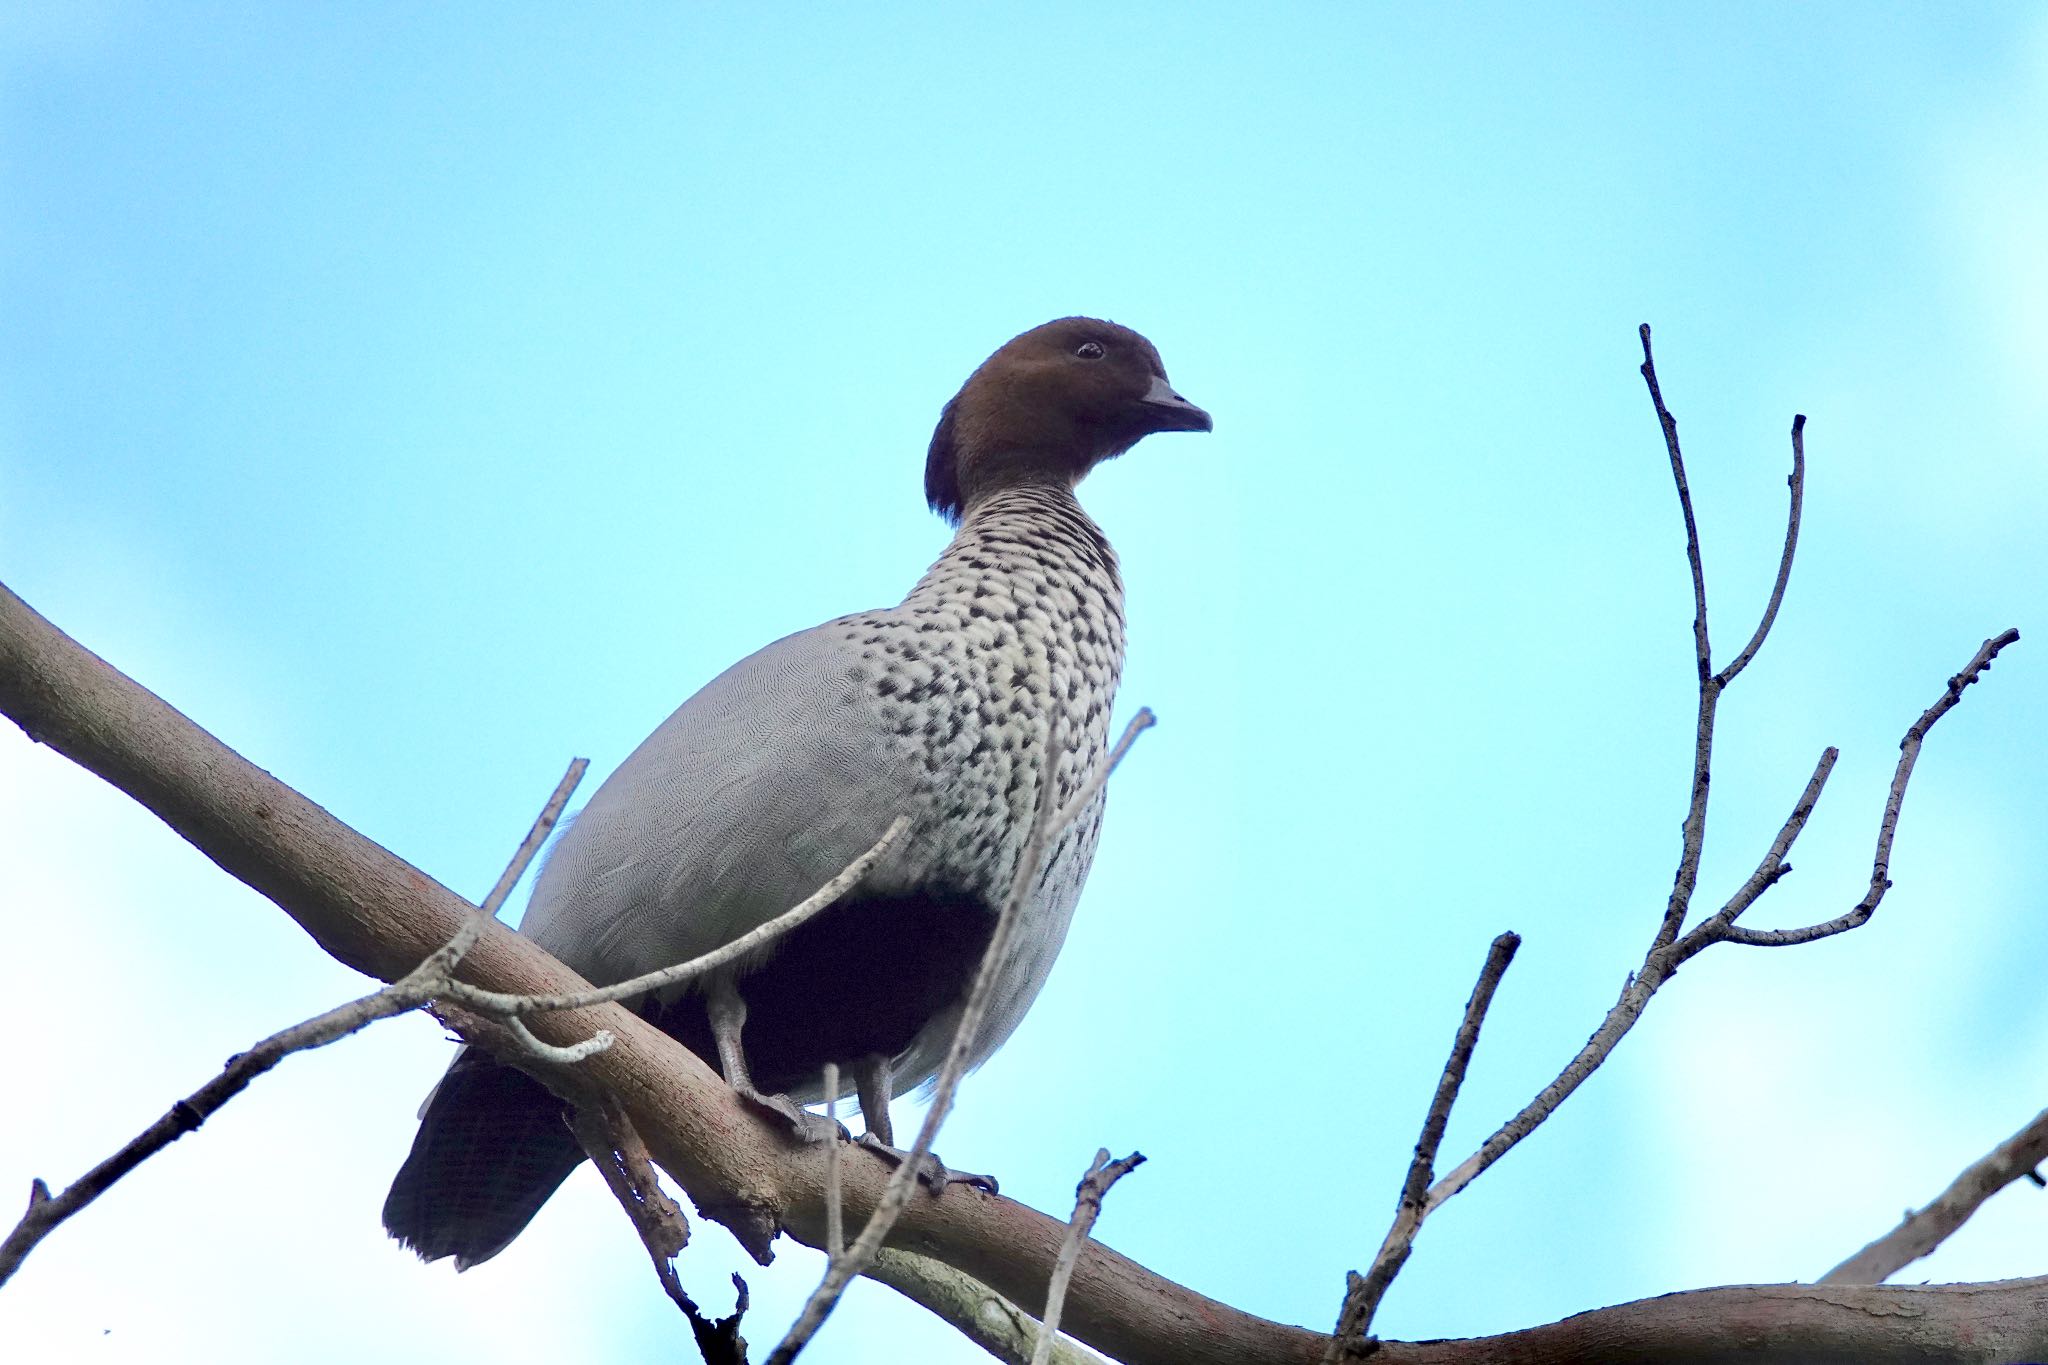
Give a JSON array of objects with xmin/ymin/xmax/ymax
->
[{"xmin": 4, "ymin": 3, "xmax": 2047, "ymax": 1361}]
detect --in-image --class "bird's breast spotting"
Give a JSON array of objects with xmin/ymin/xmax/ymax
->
[{"xmin": 836, "ymin": 485, "xmax": 1126, "ymax": 906}]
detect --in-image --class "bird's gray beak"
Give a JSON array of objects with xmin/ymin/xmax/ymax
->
[{"xmin": 1140, "ymin": 373, "xmax": 1213, "ymax": 432}]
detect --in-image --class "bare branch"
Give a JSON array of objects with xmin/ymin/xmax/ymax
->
[
  {"xmin": 1639, "ymin": 322, "xmax": 1712, "ymax": 687},
  {"xmin": 1674, "ymin": 745, "xmax": 1836, "ymax": 956},
  {"xmin": 864, "ymin": 1251, "xmax": 1111, "ymax": 1365},
  {"xmin": 1718, "ymin": 629, "xmax": 2021, "ymax": 948},
  {"xmin": 505, "ymin": 1011, "xmax": 616, "ymax": 1063},
  {"xmin": 1035, "ymin": 1149, "xmax": 1146, "ymax": 1365},
  {"xmin": 570, "ymin": 1097, "xmax": 692, "ymax": 1262},
  {"xmin": 1713, "ymin": 414, "xmax": 1806, "ymax": 689},
  {"xmin": 10, "ymin": 579, "xmax": 2044, "ymax": 1365},
  {"xmin": 1640, "ymin": 325, "xmax": 1718, "ymax": 953},
  {"xmin": 1824, "ymin": 1106, "xmax": 2048, "ymax": 1285},
  {"xmin": 0, "ymin": 974, "xmax": 429, "ymax": 1284},
  {"xmin": 1410, "ymin": 343, "xmax": 2019, "ymax": 1240},
  {"xmin": 1373, "ymin": 1278, "xmax": 2048, "ymax": 1364},
  {"xmin": 480, "ymin": 757, "xmax": 588, "ymax": 916},
  {"xmin": 570, "ymin": 1100, "xmax": 752, "ymax": 1364},
  {"xmin": 1427, "ymin": 634, "xmax": 2016, "ymax": 1219},
  {"xmin": 823, "ymin": 1063, "xmax": 844, "ymax": 1260},
  {"xmin": 1328, "ymin": 933, "xmax": 1520, "ymax": 1356},
  {"xmin": 0, "ymin": 747, "xmax": 591, "ymax": 1286}
]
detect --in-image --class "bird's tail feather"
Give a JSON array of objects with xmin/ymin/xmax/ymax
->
[{"xmin": 381, "ymin": 1049, "xmax": 584, "ymax": 1269}]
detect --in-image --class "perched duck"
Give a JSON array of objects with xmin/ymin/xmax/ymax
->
[{"xmin": 383, "ymin": 316, "xmax": 1210, "ymax": 1267}]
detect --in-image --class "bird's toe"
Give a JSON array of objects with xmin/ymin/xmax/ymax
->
[{"xmin": 856, "ymin": 1132, "xmax": 998, "ymax": 1195}]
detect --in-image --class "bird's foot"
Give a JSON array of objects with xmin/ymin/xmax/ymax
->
[
  {"xmin": 856, "ymin": 1132, "xmax": 999, "ymax": 1195},
  {"xmin": 738, "ymin": 1086, "xmax": 846, "ymax": 1145}
]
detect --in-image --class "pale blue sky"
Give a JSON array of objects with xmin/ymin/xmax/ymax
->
[{"xmin": 4, "ymin": 5, "xmax": 2046, "ymax": 1362}]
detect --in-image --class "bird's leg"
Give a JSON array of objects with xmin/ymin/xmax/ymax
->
[
  {"xmin": 853, "ymin": 1054, "xmax": 895, "ymax": 1147},
  {"xmin": 851, "ymin": 1052, "xmax": 999, "ymax": 1195},
  {"xmin": 706, "ymin": 977, "xmax": 839, "ymax": 1144}
]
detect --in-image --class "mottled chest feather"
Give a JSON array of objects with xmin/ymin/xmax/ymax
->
[{"xmin": 834, "ymin": 485, "xmax": 1125, "ymax": 897}]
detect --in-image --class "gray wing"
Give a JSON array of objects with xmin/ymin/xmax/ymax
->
[{"xmin": 522, "ymin": 622, "xmax": 914, "ymax": 987}]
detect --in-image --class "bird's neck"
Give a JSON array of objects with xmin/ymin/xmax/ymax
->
[{"xmin": 905, "ymin": 483, "xmax": 1124, "ymax": 617}]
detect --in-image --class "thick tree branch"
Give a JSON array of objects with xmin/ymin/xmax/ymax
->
[
  {"xmin": 0, "ymin": 581, "xmax": 1308, "ymax": 1365},
  {"xmin": 1, "ymin": 756, "xmax": 588, "ymax": 1286},
  {"xmin": 1376, "ymin": 1278, "xmax": 2048, "ymax": 1365},
  {"xmin": 6, "ymin": 580, "xmax": 2045, "ymax": 1364}
]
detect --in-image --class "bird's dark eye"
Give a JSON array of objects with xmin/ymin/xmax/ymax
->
[{"xmin": 1073, "ymin": 340, "xmax": 1106, "ymax": 360}]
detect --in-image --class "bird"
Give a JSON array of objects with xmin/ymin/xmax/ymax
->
[{"xmin": 382, "ymin": 316, "xmax": 1210, "ymax": 1268}]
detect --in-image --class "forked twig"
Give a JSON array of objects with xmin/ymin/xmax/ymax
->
[
  {"xmin": 0, "ymin": 968, "xmax": 439, "ymax": 1286},
  {"xmin": 1422, "ymin": 630, "xmax": 2013, "ymax": 1219},
  {"xmin": 0, "ymin": 756, "xmax": 591, "ymax": 1285},
  {"xmin": 1322, "ymin": 328, "xmax": 2020, "ymax": 1339},
  {"xmin": 1712, "ymin": 629, "xmax": 2019, "ymax": 949},
  {"xmin": 570, "ymin": 1100, "xmax": 751, "ymax": 1364},
  {"xmin": 1641, "ymin": 328, "xmax": 1808, "ymax": 954},
  {"xmin": 1033, "ymin": 1149, "xmax": 1145, "ymax": 1365}
]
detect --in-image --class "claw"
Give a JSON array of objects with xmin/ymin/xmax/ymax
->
[
  {"xmin": 739, "ymin": 1086, "xmax": 846, "ymax": 1145},
  {"xmin": 855, "ymin": 1132, "xmax": 998, "ymax": 1195}
]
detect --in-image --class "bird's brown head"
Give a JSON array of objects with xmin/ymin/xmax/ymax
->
[{"xmin": 926, "ymin": 317, "xmax": 1211, "ymax": 523}]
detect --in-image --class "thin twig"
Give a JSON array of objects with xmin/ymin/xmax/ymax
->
[
  {"xmin": 1640, "ymin": 322, "xmax": 1713, "ymax": 686},
  {"xmin": 480, "ymin": 757, "xmax": 589, "ymax": 916},
  {"xmin": 1713, "ymin": 416, "xmax": 1805, "ymax": 689},
  {"xmin": 0, "ymin": 758, "xmax": 594, "ymax": 1287},
  {"xmin": 767, "ymin": 709, "xmax": 1154, "ymax": 1365},
  {"xmin": 823, "ymin": 1062, "xmax": 844, "ymax": 1260},
  {"xmin": 570, "ymin": 1101, "xmax": 750, "ymax": 1364},
  {"xmin": 1393, "ymin": 341, "xmax": 2018, "ymax": 1267},
  {"xmin": 1676, "ymin": 746, "xmax": 1837, "ymax": 953},
  {"xmin": 1033, "ymin": 1149, "xmax": 1145, "ymax": 1365},
  {"xmin": 768, "ymin": 726, "xmax": 1079, "ymax": 1364},
  {"xmin": 1641, "ymin": 324, "xmax": 1718, "ymax": 954},
  {"xmin": 445, "ymin": 816, "xmax": 911, "ymax": 1018},
  {"xmin": 505, "ymin": 1011, "xmax": 616, "ymax": 1064},
  {"xmin": 1325, "ymin": 933, "xmax": 1519, "ymax": 1358},
  {"xmin": 1717, "ymin": 630, "xmax": 2020, "ymax": 948},
  {"xmin": 863, "ymin": 1250, "xmax": 1112, "ymax": 1365},
  {"xmin": 0, "ymin": 970, "xmax": 437, "ymax": 1285},
  {"xmin": 1424, "ymin": 631, "xmax": 2012, "ymax": 1216},
  {"xmin": 1823, "ymin": 1105, "xmax": 2048, "ymax": 1284}
]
